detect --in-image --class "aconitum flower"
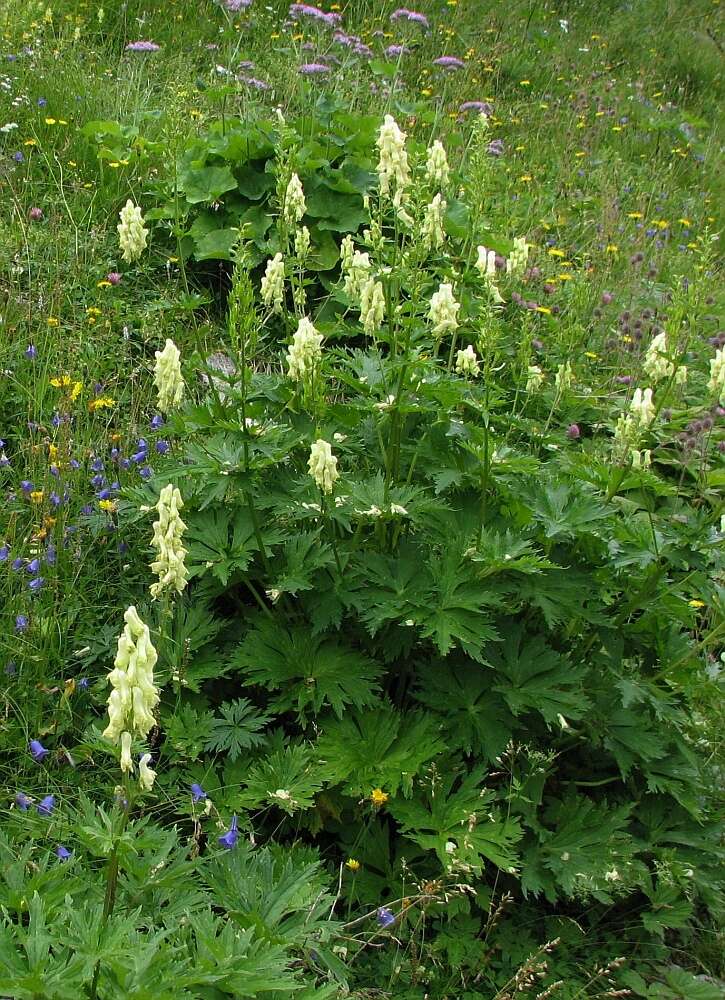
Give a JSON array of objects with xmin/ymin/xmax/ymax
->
[
  {"xmin": 287, "ymin": 317, "xmax": 323, "ymax": 381},
  {"xmin": 191, "ymin": 782, "xmax": 207, "ymax": 802},
  {"xmin": 103, "ymin": 605, "xmax": 159, "ymax": 744},
  {"xmin": 37, "ymin": 795, "xmax": 55, "ymax": 816},
  {"xmin": 630, "ymin": 387, "xmax": 656, "ymax": 427},
  {"xmin": 260, "ymin": 252, "xmax": 285, "ymax": 313},
  {"xmin": 631, "ymin": 449, "xmax": 652, "ymax": 469},
  {"xmin": 554, "ymin": 362, "xmax": 574, "ymax": 393},
  {"xmin": 149, "ymin": 484, "xmax": 188, "ymax": 599},
  {"xmin": 219, "ymin": 814, "xmax": 239, "ymax": 848},
  {"xmin": 643, "ymin": 332, "xmax": 674, "ymax": 382},
  {"xmin": 56, "ymin": 845, "xmax": 72, "ymax": 860},
  {"xmin": 294, "ymin": 225, "xmax": 310, "ymax": 258},
  {"xmin": 283, "ymin": 173, "xmax": 306, "ymax": 225},
  {"xmin": 117, "ymin": 200, "xmax": 149, "ymax": 262},
  {"xmin": 506, "ymin": 236, "xmax": 530, "ymax": 276},
  {"xmin": 360, "ymin": 278, "xmax": 385, "ymax": 335},
  {"xmin": 708, "ymin": 347, "xmax": 725, "ymax": 405},
  {"xmin": 425, "ymin": 140, "xmax": 449, "ymax": 187},
  {"xmin": 421, "ymin": 193, "xmax": 447, "ymax": 250},
  {"xmin": 30, "ymin": 739, "xmax": 48, "ymax": 762},
  {"xmin": 376, "ymin": 114, "xmax": 410, "ymax": 207},
  {"xmin": 138, "ymin": 753, "xmax": 156, "ymax": 791},
  {"xmin": 428, "ymin": 282, "xmax": 460, "ymax": 338},
  {"xmin": 153, "ymin": 338, "xmax": 184, "ymax": 413},
  {"xmin": 343, "ymin": 249, "xmax": 372, "ymax": 301},
  {"xmin": 455, "ymin": 345, "xmax": 480, "ymax": 376},
  {"xmin": 308, "ymin": 439, "xmax": 339, "ymax": 494}
]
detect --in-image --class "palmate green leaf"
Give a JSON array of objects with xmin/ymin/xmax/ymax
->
[
  {"xmin": 268, "ymin": 532, "xmax": 336, "ymax": 597},
  {"xmin": 489, "ymin": 623, "xmax": 590, "ymax": 725},
  {"xmin": 522, "ymin": 479, "xmax": 611, "ymax": 540},
  {"xmin": 416, "ymin": 550, "xmax": 500, "ymax": 662},
  {"xmin": 596, "ymin": 702, "xmax": 668, "ymax": 777},
  {"xmin": 641, "ymin": 881, "xmax": 694, "ymax": 936},
  {"xmin": 349, "ymin": 546, "xmax": 428, "ymax": 635},
  {"xmin": 517, "ymin": 567, "xmax": 606, "ymax": 628},
  {"xmin": 204, "ymin": 698, "xmax": 272, "ymax": 761},
  {"xmin": 390, "ymin": 768, "xmax": 522, "ymax": 872},
  {"xmin": 241, "ymin": 744, "xmax": 324, "ymax": 814},
  {"xmin": 185, "ymin": 507, "xmax": 259, "ymax": 585},
  {"xmin": 315, "ymin": 705, "xmax": 446, "ymax": 798},
  {"xmin": 414, "ymin": 662, "xmax": 513, "ymax": 760},
  {"xmin": 467, "ymin": 528, "xmax": 556, "ymax": 578},
  {"xmin": 233, "ymin": 618, "xmax": 383, "ymax": 719}
]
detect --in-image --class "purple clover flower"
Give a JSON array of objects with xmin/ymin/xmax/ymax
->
[
  {"xmin": 218, "ymin": 814, "xmax": 239, "ymax": 848},
  {"xmin": 434, "ymin": 56, "xmax": 465, "ymax": 70},
  {"xmin": 125, "ymin": 41, "xmax": 160, "ymax": 52},
  {"xmin": 37, "ymin": 794, "xmax": 55, "ymax": 816},
  {"xmin": 390, "ymin": 8, "xmax": 429, "ymax": 28},
  {"xmin": 30, "ymin": 739, "xmax": 48, "ymax": 762}
]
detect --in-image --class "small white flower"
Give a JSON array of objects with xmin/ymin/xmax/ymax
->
[
  {"xmin": 390, "ymin": 503, "xmax": 408, "ymax": 515},
  {"xmin": 374, "ymin": 394, "xmax": 396, "ymax": 411}
]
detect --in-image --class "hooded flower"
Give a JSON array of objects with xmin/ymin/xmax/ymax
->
[
  {"xmin": 506, "ymin": 236, "xmax": 530, "ymax": 276},
  {"xmin": 103, "ymin": 606, "xmax": 159, "ymax": 745},
  {"xmin": 421, "ymin": 193, "xmax": 447, "ymax": 250},
  {"xmin": 376, "ymin": 114, "xmax": 410, "ymax": 206},
  {"xmin": 149, "ymin": 484, "xmax": 188, "ymax": 599},
  {"xmin": 708, "ymin": 346, "xmax": 725, "ymax": 405},
  {"xmin": 455, "ymin": 345, "xmax": 480, "ymax": 376},
  {"xmin": 139, "ymin": 753, "xmax": 157, "ymax": 791},
  {"xmin": 526, "ymin": 365, "xmax": 544, "ymax": 393},
  {"xmin": 359, "ymin": 278, "xmax": 386, "ymax": 335},
  {"xmin": 429, "ymin": 282, "xmax": 460, "ymax": 337},
  {"xmin": 283, "ymin": 173, "xmax": 306, "ymax": 225},
  {"xmin": 219, "ymin": 814, "xmax": 239, "ymax": 848},
  {"xmin": 153, "ymin": 339, "xmax": 185, "ymax": 413},
  {"xmin": 287, "ymin": 317, "xmax": 323, "ymax": 381},
  {"xmin": 260, "ymin": 252, "xmax": 285, "ymax": 312},
  {"xmin": 117, "ymin": 200, "xmax": 149, "ymax": 263},
  {"xmin": 643, "ymin": 332, "xmax": 674, "ymax": 382},
  {"xmin": 425, "ymin": 140, "xmax": 449, "ymax": 187},
  {"xmin": 308, "ymin": 439, "xmax": 339, "ymax": 494},
  {"xmin": 475, "ymin": 246, "xmax": 504, "ymax": 303}
]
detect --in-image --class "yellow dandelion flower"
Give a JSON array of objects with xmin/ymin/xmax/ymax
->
[
  {"xmin": 44, "ymin": 117, "xmax": 57, "ymax": 125},
  {"xmin": 519, "ymin": 174, "xmax": 532, "ymax": 182},
  {"xmin": 98, "ymin": 499, "xmax": 117, "ymax": 513},
  {"xmin": 24, "ymin": 138, "xmax": 38, "ymax": 146},
  {"xmin": 70, "ymin": 382, "xmax": 82, "ymax": 401},
  {"xmin": 97, "ymin": 280, "xmax": 112, "ymax": 288},
  {"xmin": 678, "ymin": 218, "xmax": 692, "ymax": 226},
  {"xmin": 606, "ymin": 244, "xmax": 619, "ymax": 253},
  {"xmin": 558, "ymin": 273, "xmax": 573, "ymax": 281},
  {"xmin": 370, "ymin": 788, "xmax": 389, "ymax": 808},
  {"xmin": 30, "ymin": 490, "xmax": 44, "ymax": 504},
  {"xmin": 88, "ymin": 396, "xmax": 115, "ymax": 412},
  {"xmin": 346, "ymin": 858, "xmax": 361, "ymax": 872},
  {"xmin": 48, "ymin": 444, "xmax": 58, "ymax": 461},
  {"xmin": 50, "ymin": 375, "xmax": 71, "ymax": 388}
]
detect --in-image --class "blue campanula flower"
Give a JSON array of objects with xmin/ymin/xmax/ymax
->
[
  {"xmin": 20, "ymin": 480, "xmax": 34, "ymax": 493},
  {"xmin": 24, "ymin": 344, "xmax": 37, "ymax": 360},
  {"xmin": 120, "ymin": 458, "xmax": 131, "ymax": 471},
  {"xmin": 139, "ymin": 465, "xmax": 153, "ymax": 480},
  {"xmin": 55, "ymin": 845, "xmax": 72, "ymax": 860},
  {"xmin": 97, "ymin": 487, "xmax": 112, "ymax": 500},
  {"xmin": 29, "ymin": 576, "xmax": 45, "ymax": 593},
  {"xmin": 150, "ymin": 414, "xmax": 164, "ymax": 430},
  {"xmin": 218, "ymin": 814, "xmax": 239, "ymax": 849},
  {"xmin": 30, "ymin": 739, "xmax": 48, "ymax": 762},
  {"xmin": 77, "ymin": 677, "xmax": 89, "ymax": 689},
  {"xmin": 90, "ymin": 474, "xmax": 105, "ymax": 488},
  {"xmin": 26, "ymin": 558, "xmax": 40, "ymax": 574},
  {"xmin": 0, "ymin": 452, "xmax": 10, "ymax": 467},
  {"xmin": 0, "ymin": 544, "xmax": 9, "ymax": 561},
  {"xmin": 191, "ymin": 782, "xmax": 207, "ymax": 802},
  {"xmin": 45, "ymin": 545, "xmax": 56, "ymax": 565},
  {"xmin": 12, "ymin": 557, "xmax": 25, "ymax": 571},
  {"xmin": 50, "ymin": 491, "xmax": 62, "ymax": 507},
  {"xmin": 377, "ymin": 907, "xmax": 395, "ymax": 928},
  {"xmin": 37, "ymin": 794, "xmax": 55, "ymax": 816},
  {"xmin": 15, "ymin": 614, "xmax": 29, "ymax": 632},
  {"xmin": 15, "ymin": 792, "xmax": 31, "ymax": 810},
  {"xmin": 69, "ymin": 459, "xmax": 80, "ymax": 470},
  {"xmin": 155, "ymin": 440, "xmax": 170, "ymax": 454}
]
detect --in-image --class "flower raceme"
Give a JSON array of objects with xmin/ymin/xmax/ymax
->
[
  {"xmin": 149, "ymin": 484, "xmax": 189, "ymax": 599},
  {"xmin": 643, "ymin": 332, "xmax": 674, "ymax": 382},
  {"xmin": 455, "ymin": 345, "xmax": 480, "ymax": 376},
  {"xmin": 429, "ymin": 283, "xmax": 460, "ymax": 338},
  {"xmin": 117, "ymin": 200, "xmax": 148, "ymax": 263},
  {"xmin": 154, "ymin": 339, "xmax": 185, "ymax": 413},
  {"xmin": 287, "ymin": 317, "xmax": 323, "ymax": 381},
  {"xmin": 708, "ymin": 346, "xmax": 725, "ymax": 405},
  {"xmin": 308, "ymin": 439, "xmax": 339, "ymax": 494},
  {"xmin": 376, "ymin": 114, "xmax": 410, "ymax": 206},
  {"xmin": 421, "ymin": 193, "xmax": 447, "ymax": 250},
  {"xmin": 425, "ymin": 140, "xmax": 450, "ymax": 187},
  {"xmin": 283, "ymin": 173, "xmax": 306, "ymax": 225},
  {"xmin": 360, "ymin": 278, "xmax": 385, "ymax": 335},
  {"xmin": 103, "ymin": 607, "xmax": 159, "ymax": 784},
  {"xmin": 260, "ymin": 252, "xmax": 285, "ymax": 312}
]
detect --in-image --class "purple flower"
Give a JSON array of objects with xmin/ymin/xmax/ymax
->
[
  {"xmin": 77, "ymin": 676, "xmax": 90, "ymax": 689},
  {"xmin": 155, "ymin": 440, "xmax": 170, "ymax": 455},
  {"xmin": 45, "ymin": 544, "xmax": 56, "ymax": 566},
  {"xmin": 150, "ymin": 414, "xmax": 164, "ymax": 430},
  {"xmin": 29, "ymin": 576, "xmax": 45, "ymax": 593},
  {"xmin": 20, "ymin": 480, "xmax": 34, "ymax": 493},
  {"xmin": 225, "ymin": 0, "xmax": 252, "ymax": 9},
  {"xmin": 139, "ymin": 465, "xmax": 153, "ymax": 480},
  {"xmin": 13, "ymin": 151, "xmax": 24, "ymax": 162},
  {"xmin": 30, "ymin": 739, "xmax": 49, "ymax": 762},
  {"xmin": 55, "ymin": 845, "xmax": 72, "ymax": 860},
  {"xmin": 50, "ymin": 491, "xmax": 62, "ymax": 507},
  {"xmin": 28, "ymin": 207, "xmax": 43, "ymax": 221},
  {"xmin": 37, "ymin": 794, "xmax": 55, "ymax": 816},
  {"xmin": 433, "ymin": 56, "xmax": 465, "ymax": 70},
  {"xmin": 25, "ymin": 344, "xmax": 37, "ymax": 360},
  {"xmin": 91, "ymin": 457, "xmax": 104, "ymax": 472},
  {"xmin": 218, "ymin": 814, "xmax": 239, "ymax": 849},
  {"xmin": 15, "ymin": 792, "xmax": 32, "ymax": 810},
  {"xmin": 615, "ymin": 375, "xmax": 633, "ymax": 385},
  {"xmin": 238, "ymin": 74, "xmax": 270, "ymax": 91},
  {"xmin": 377, "ymin": 906, "xmax": 395, "ymax": 927},
  {"xmin": 12, "ymin": 558, "xmax": 25, "ymax": 571},
  {"xmin": 26, "ymin": 558, "xmax": 41, "ymax": 574},
  {"xmin": 0, "ymin": 544, "xmax": 9, "ymax": 562},
  {"xmin": 106, "ymin": 271, "xmax": 122, "ymax": 285},
  {"xmin": 191, "ymin": 782, "xmax": 207, "ymax": 802},
  {"xmin": 390, "ymin": 8, "xmax": 428, "ymax": 28},
  {"xmin": 299, "ymin": 62, "xmax": 330, "ymax": 76},
  {"xmin": 15, "ymin": 614, "xmax": 29, "ymax": 633},
  {"xmin": 125, "ymin": 40, "xmax": 160, "ymax": 52},
  {"xmin": 289, "ymin": 4, "xmax": 341, "ymax": 27},
  {"xmin": 460, "ymin": 101, "xmax": 493, "ymax": 115},
  {"xmin": 566, "ymin": 424, "xmax": 581, "ymax": 440},
  {"xmin": 37, "ymin": 97, "xmax": 47, "ymax": 107},
  {"xmin": 0, "ymin": 452, "xmax": 10, "ymax": 467},
  {"xmin": 385, "ymin": 44, "xmax": 410, "ymax": 57}
]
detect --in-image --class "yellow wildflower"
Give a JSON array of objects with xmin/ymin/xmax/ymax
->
[
  {"xmin": 30, "ymin": 490, "xmax": 44, "ymax": 504},
  {"xmin": 47, "ymin": 317, "xmax": 59, "ymax": 327},
  {"xmin": 688, "ymin": 599, "xmax": 705, "ymax": 609},
  {"xmin": 88, "ymin": 397, "xmax": 115, "ymax": 412},
  {"xmin": 346, "ymin": 858, "xmax": 361, "ymax": 872},
  {"xmin": 99, "ymin": 499, "xmax": 117, "ymax": 513},
  {"xmin": 370, "ymin": 788, "xmax": 389, "ymax": 808}
]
